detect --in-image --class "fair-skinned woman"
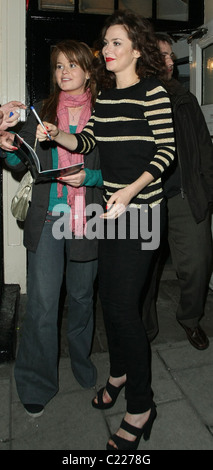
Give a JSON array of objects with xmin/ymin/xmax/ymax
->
[
  {"xmin": 37, "ymin": 10, "xmax": 175, "ymax": 450},
  {"xmin": 6, "ymin": 40, "xmax": 102, "ymax": 418}
]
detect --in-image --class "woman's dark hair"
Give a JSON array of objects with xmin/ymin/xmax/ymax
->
[
  {"xmin": 92, "ymin": 9, "xmax": 167, "ymax": 90},
  {"xmin": 40, "ymin": 39, "xmax": 96, "ymax": 122}
]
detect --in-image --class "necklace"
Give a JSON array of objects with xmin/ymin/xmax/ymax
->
[{"xmin": 68, "ymin": 106, "xmax": 83, "ymax": 121}]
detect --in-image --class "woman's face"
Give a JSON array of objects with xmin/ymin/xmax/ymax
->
[
  {"xmin": 55, "ymin": 52, "xmax": 89, "ymax": 95},
  {"xmin": 102, "ymin": 24, "xmax": 140, "ymax": 76}
]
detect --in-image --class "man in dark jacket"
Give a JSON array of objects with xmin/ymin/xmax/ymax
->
[{"xmin": 142, "ymin": 34, "xmax": 213, "ymax": 350}]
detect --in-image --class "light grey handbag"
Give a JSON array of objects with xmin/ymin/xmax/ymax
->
[
  {"xmin": 10, "ymin": 137, "xmax": 36, "ymax": 221},
  {"xmin": 11, "ymin": 169, "xmax": 33, "ymax": 221}
]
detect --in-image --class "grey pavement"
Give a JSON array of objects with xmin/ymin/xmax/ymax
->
[{"xmin": 0, "ymin": 260, "xmax": 213, "ymax": 452}]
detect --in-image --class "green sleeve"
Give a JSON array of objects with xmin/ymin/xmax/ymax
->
[
  {"xmin": 83, "ymin": 168, "xmax": 103, "ymax": 187},
  {"xmin": 6, "ymin": 152, "xmax": 21, "ymax": 166}
]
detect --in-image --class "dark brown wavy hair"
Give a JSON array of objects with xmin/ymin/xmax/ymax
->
[
  {"xmin": 91, "ymin": 9, "xmax": 167, "ymax": 90},
  {"xmin": 40, "ymin": 39, "xmax": 97, "ymax": 123}
]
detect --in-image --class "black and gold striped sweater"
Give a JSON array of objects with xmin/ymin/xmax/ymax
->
[{"xmin": 75, "ymin": 77, "xmax": 175, "ymax": 208}]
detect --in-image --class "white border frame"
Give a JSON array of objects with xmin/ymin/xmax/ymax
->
[{"xmin": 0, "ymin": 0, "xmax": 27, "ymax": 292}]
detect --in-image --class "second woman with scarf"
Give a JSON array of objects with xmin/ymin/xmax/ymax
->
[{"xmin": 5, "ymin": 39, "xmax": 103, "ymax": 417}]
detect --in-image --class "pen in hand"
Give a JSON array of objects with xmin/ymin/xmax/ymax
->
[{"xmin": 30, "ymin": 106, "xmax": 52, "ymax": 140}]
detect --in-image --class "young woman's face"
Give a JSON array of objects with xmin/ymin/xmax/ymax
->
[
  {"xmin": 55, "ymin": 52, "xmax": 89, "ymax": 95},
  {"xmin": 102, "ymin": 24, "xmax": 140, "ymax": 76}
]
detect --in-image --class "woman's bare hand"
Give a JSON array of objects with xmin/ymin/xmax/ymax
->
[
  {"xmin": 36, "ymin": 122, "xmax": 59, "ymax": 141},
  {"xmin": 57, "ymin": 170, "xmax": 86, "ymax": 187}
]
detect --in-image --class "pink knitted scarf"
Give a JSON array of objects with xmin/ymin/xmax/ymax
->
[{"xmin": 57, "ymin": 89, "xmax": 92, "ymax": 236}]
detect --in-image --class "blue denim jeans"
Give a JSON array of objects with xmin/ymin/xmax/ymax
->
[{"xmin": 14, "ymin": 213, "xmax": 98, "ymax": 406}]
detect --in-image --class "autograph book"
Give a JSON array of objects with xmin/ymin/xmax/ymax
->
[{"xmin": 13, "ymin": 133, "xmax": 83, "ymax": 179}]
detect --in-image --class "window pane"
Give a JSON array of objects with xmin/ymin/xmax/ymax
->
[
  {"xmin": 177, "ymin": 62, "xmax": 190, "ymax": 90},
  {"xmin": 119, "ymin": 0, "xmax": 152, "ymax": 17},
  {"xmin": 79, "ymin": 0, "xmax": 114, "ymax": 14},
  {"xmin": 39, "ymin": 0, "xmax": 75, "ymax": 10},
  {"xmin": 202, "ymin": 44, "xmax": 213, "ymax": 105},
  {"xmin": 157, "ymin": 0, "xmax": 189, "ymax": 21}
]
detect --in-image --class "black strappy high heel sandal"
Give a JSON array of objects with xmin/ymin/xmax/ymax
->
[
  {"xmin": 106, "ymin": 403, "xmax": 157, "ymax": 450},
  {"xmin": 92, "ymin": 379, "xmax": 125, "ymax": 410}
]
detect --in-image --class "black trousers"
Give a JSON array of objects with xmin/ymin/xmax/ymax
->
[
  {"xmin": 98, "ymin": 203, "xmax": 166, "ymax": 414},
  {"xmin": 168, "ymin": 194, "xmax": 212, "ymax": 326}
]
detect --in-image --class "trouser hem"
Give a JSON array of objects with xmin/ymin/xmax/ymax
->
[{"xmin": 126, "ymin": 398, "xmax": 153, "ymax": 414}]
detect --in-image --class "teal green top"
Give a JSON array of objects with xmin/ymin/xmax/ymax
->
[{"xmin": 6, "ymin": 124, "xmax": 103, "ymax": 212}]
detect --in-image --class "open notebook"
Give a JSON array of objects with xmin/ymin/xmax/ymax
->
[{"xmin": 13, "ymin": 133, "xmax": 83, "ymax": 179}]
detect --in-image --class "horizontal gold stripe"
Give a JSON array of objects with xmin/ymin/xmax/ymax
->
[
  {"xmin": 149, "ymin": 177, "xmax": 161, "ymax": 186},
  {"xmin": 149, "ymin": 118, "xmax": 173, "ymax": 125},
  {"xmin": 96, "ymin": 135, "xmax": 155, "ymax": 142},
  {"xmin": 103, "ymin": 195, "xmax": 163, "ymax": 209},
  {"xmin": 104, "ymin": 179, "xmax": 162, "ymax": 188},
  {"xmin": 103, "ymin": 183, "xmax": 163, "ymax": 199},
  {"xmin": 150, "ymin": 161, "xmax": 164, "ymax": 172},
  {"xmin": 152, "ymin": 127, "xmax": 174, "ymax": 135},
  {"xmin": 145, "ymin": 97, "xmax": 170, "ymax": 107},
  {"xmin": 94, "ymin": 116, "xmax": 144, "ymax": 123},
  {"xmin": 96, "ymin": 98, "xmax": 143, "ymax": 105},
  {"xmin": 145, "ymin": 108, "xmax": 172, "ymax": 116},
  {"xmin": 154, "ymin": 137, "xmax": 175, "ymax": 144},
  {"xmin": 154, "ymin": 155, "xmax": 172, "ymax": 166},
  {"xmin": 136, "ymin": 188, "xmax": 163, "ymax": 199},
  {"xmin": 103, "ymin": 181, "xmax": 127, "ymax": 189},
  {"xmin": 96, "ymin": 96, "xmax": 169, "ymax": 107},
  {"xmin": 158, "ymin": 148, "xmax": 175, "ymax": 162},
  {"xmin": 146, "ymin": 86, "xmax": 166, "ymax": 96}
]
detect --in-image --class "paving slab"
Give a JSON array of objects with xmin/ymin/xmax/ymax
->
[
  {"xmin": 1, "ymin": 272, "xmax": 213, "ymax": 453},
  {"xmin": 156, "ymin": 338, "xmax": 213, "ymax": 370},
  {"xmin": 172, "ymin": 365, "xmax": 213, "ymax": 428},
  {"xmin": 11, "ymin": 389, "xmax": 109, "ymax": 450},
  {"xmin": 106, "ymin": 400, "xmax": 213, "ymax": 450},
  {"xmin": 151, "ymin": 349, "xmax": 183, "ymax": 404}
]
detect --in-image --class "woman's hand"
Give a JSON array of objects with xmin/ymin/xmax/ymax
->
[
  {"xmin": 36, "ymin": 122, "xmax": 59, "ymax": 141},
  {"xmin": 57, "ymin": 170, "xmax": 86, "ymax": 187},
  {"xmin": 0, "ymin": 131, "xmax": 17, "ymax": 151},
  {"xmin": 100, "ymin": 171, "xmax": 155, "ymax": 219},
  {"xmin": 101, "ymin": 186, "xmax": 133, "ymax": 219},
  {"xmin": 0, "ymin": 110, "xmax": 3, "ymax": 127},
  {"xmin": 36, "ymin": 121, "xmax": 78, "ymax": 151},
  {"xmin": 0, "ymin": 101, "xmax": 26, "ymax": 130}
]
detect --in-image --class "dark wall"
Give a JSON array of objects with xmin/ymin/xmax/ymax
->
[
  {"xmin": 26, "ymin": 0, "xmax": 204, "ymax": 105},
  {"xmin": 26, "ymin": 8, "xmax": 107, "ymax": 104}
]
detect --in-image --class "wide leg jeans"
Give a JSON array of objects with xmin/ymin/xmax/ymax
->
[{"xmin": 14, "ymin": 213, "xmax": 97, "ymax": 406}]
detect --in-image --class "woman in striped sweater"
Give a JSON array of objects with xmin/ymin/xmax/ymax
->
[{"xmin": 37, "ymin": 10, "xmax": 175, "ymax": 450}]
